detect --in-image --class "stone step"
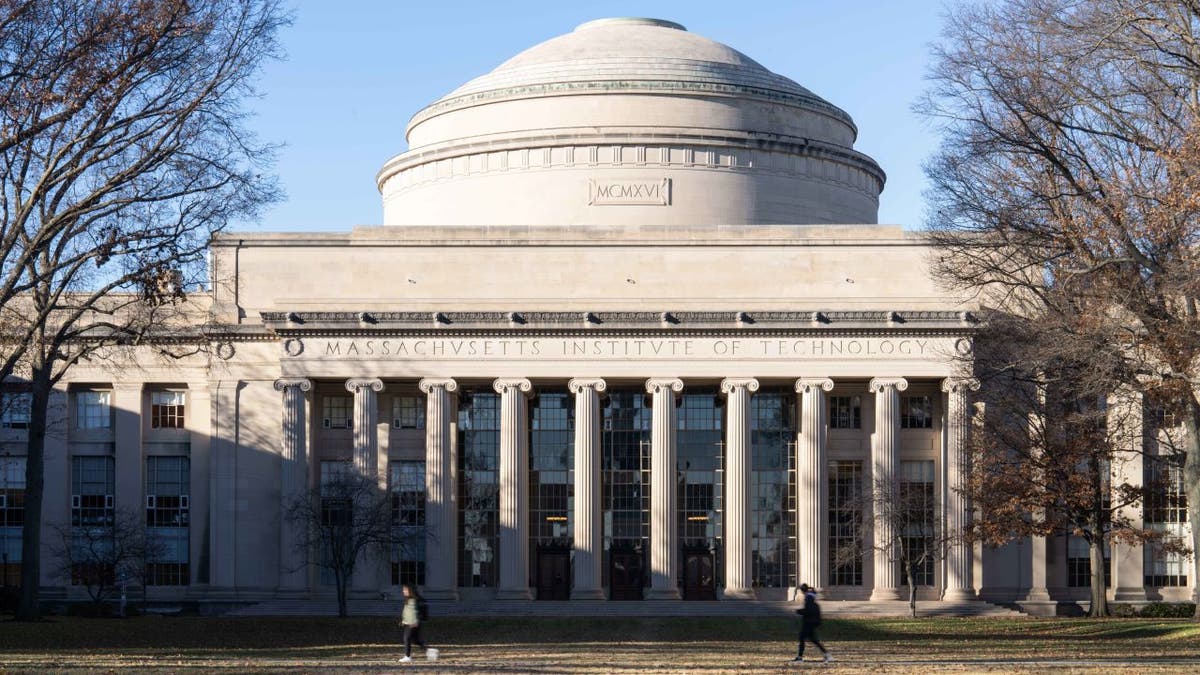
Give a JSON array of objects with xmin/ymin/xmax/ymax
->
[{"xmin": 227, "ymin": 598, "xmax": 1024, "ymax": 618}]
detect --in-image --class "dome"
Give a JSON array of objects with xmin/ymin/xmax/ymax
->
[{"xmin": 378, "ymin": 18, "xmax": 885, "ymax": 227}]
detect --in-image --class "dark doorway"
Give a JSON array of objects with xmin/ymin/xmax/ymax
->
[
  {"xmin": 609, "ymin": 548, "xmax": 644, "ymax": 600},
  {"xmin": 536, "ymin": 546, "xmax": 570, "ymax": 600},
  {"xmin": 682, "ymin": 548, "xmax": 716, "ymax": 600}
]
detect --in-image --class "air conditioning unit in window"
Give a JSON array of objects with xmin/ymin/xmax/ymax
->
[
  {"xmin": 392, "ymin": 419, "xmax": 401, "ymax": 429},
  {"xmin": 180, "ymin": 495, "xmax": 189, "ymax": 509},
  {"xmin": 0, "ymin": 495, "xmax": 6, "ymax": 508},
  {"xmin": 603, "ymin": 419, "xmax": 612, "ymax": 430},
  {"xmin": 71, "ymin": 495, "xmax": 80, "ymax": 509},
  {"xmin": 323, "ymin": 418, "xmax": 331, "ymax": 428},
  {"xmin": 147, "ymin": 495, "xmax": 156, "ymax": 509},
  {"xmin": 104, "ymin": 495, "xmax": 114, "ymax": 509}
]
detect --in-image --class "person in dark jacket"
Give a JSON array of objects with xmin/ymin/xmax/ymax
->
[
  {"xmin": 398, "ymin": 585, "xmax": 429, "ymax": 663},
  {"xmin": 793, "ymin": 583, "xmax": 832, "ymax": 663}
]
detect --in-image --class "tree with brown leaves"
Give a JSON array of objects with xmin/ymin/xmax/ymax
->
[
  {"xmin": 921, "ymin": 0, "xmax": 1200, "ymax": 616},
  {"xmin": 0, "ymin": 0, "xmax": 286, "ymax": 619}
]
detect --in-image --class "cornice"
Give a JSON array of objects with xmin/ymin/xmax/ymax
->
[{"xmin": 259, "ymin": 310, "xmax": 979, "ymax": 335}]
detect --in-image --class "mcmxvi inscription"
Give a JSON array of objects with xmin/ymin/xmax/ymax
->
[{"xmin": 588, "ymin": 178, "xmax": 671, "ymax": 205}]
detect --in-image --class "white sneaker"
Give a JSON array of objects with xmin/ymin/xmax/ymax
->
[{"xmin": 398, "ymin": 655, "xmax": 412, "ymax": 663}]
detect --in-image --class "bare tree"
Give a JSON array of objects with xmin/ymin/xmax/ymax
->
[
  {"xmin": 285, "ymin": 462, "xmax": 396, "ymax": 618},
  {"xmin": 831, "ymin": 474, "xmax": 953, "ymax": 618},
  {"xmin": 920, "ymin": 0, "xmax": 1200, "ymax": 617},
  {"xmin": 0, "ymin": 0, "xmax": 286, "ymax": 619},
  {"xmin": 49, "ymin": 507, "xmax": 162, "ymax": 614}
]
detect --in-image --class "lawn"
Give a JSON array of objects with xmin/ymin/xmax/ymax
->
[{"xmin": 1, "ymin": 615, "xmax": 1199, "ymax": 673}]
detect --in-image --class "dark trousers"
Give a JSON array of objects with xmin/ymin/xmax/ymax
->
[
  {"xmin": 404, "ymin": 625, "xmax": 426, "ymax": 657},
  {"xmin": 797, "ymin": 622, "xmax": 827, "ymax": 658}
]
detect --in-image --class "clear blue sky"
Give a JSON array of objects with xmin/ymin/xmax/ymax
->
[{"xmin": 245, "ymin": 0, "xmax": 949, "ymax": 232}]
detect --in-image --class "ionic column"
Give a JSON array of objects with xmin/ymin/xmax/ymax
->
[
  {"xmin": 569, "ymin": 378, "xmax": 607, "ymax": 600},
  {"xmin": 796, "ymin": 377, "xmax": 834, "ymax": 594},
  {"xmin": 345, "ymin": 378, "xmax": 384, "ymax": 478},
  {"xmin": 721, "ymin": 378, "xmax": 759, "ymax": 599},
  {"xmin": 274, "ymin": 378, "xmax": 312, "ymax": 592},
  {"xmin": 941, "ymin": 377, "xmax": 979, "ymax": 601},
  {"xmin": 419, "ymin": 378, "xmax": 458, "ymax": 600},
  {"xmin": 646, "ymin": 377, "xmax": 684, "ymax": 600},
  {"xmin": 869, "ymin": 377, "xmax": 907, "ymax": 601},
  {"xmin": 1109, "ymin": 388, "xmax": 1146, "ymax": 601},
  {"xmin": 495, "ymin": 377, "xmax": 534, "ymax": 600}
]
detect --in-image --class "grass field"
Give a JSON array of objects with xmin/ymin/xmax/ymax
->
[{"xmin": 2, "ymin": 615, "xmax": 1200, "ymax": 673}]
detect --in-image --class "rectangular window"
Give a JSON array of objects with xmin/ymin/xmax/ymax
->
[
  {"xmin": 150, "ymin": 391, "xmax": 186, "ymax": 429},
  {"xmin": 391, "ymin": 460, "xmax": 426, "ymax": 586},
  {"xmin": 899, "ymin": 460, "xmax": 935, "ymax": 586},
  {"xmin": 600, "ymin": 389, "xmax": 651, "ymax": 591},
  {"xmin": 828, "ymin": 460, "xmax": 864, "ymax": 586},
  {"xmin": 1067, "ymin": 535, "xmax": 1110, "ymax": 587},
  {"xmin": 0, "ymin": 456, "xmax": 26, "ymax": 586},
  {"xmin": 392, "ymin": 395, "xmax": 425, "ymax": 430},
  {"xmin": 900, "ymin": 396, "xmax": 933, "ymax": 429},
  {"xmin": 319, "ymin": 460, "xmax": 353, "ymax": 586},
  {"xmin": 750, "ymin": 391, "xmax": 795, "ymax": 588},
  {"xmin": 457, "ymin": 392, "xmax": 500, "ymax": 587},
  {"xmin": 76, "ymin": 391, "xmax": 112, "ymax": 429},
  {"xmin": 1144, "ymin": 457, "xmax": 1189, "ymax": 587},
  {"xmin": 70, "ymin": 455, "xmax": 115, "ymax": 585},
  {"xmin": 530, "ymin": 392, "xmax": 573, "ymax": 551},
  {"xmin": 322, "ymin": 395, "xmax": 352, "ymax": 429},
  {"xmin": 145, "ymin": 456, "xmax": 189, "ymax": 586},
  {"xmin": 829, "ymin": 395, "xmax": 862, "ymax": 430},
  {"xmin": 1, "ymin": 392, "xmax": 31, "ymax": 429}
]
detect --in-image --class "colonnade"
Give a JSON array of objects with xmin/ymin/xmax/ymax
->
[{"xmin": 272, "ymin": 375, "xmax": 979, "ymax": 600}]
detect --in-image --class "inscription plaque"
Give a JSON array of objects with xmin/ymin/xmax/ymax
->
[{"xmin": 588, "ymin": 178, "xmax": 671, "ymax": 205}]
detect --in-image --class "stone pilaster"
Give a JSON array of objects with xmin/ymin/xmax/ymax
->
[
  {"xmin": 345, "ymin": 378, "xmax": 384, "ymax": 478},
  {"xmin": 569, "ymin": 378, "xmax": 607, "ymax": 600},
  {"xmin": 113, "ymin": 382, "xmax": 144, "ymax": 517},
  {"xmin": 495, "ymin": 377, "xmax": 534, "ymax": 600},
  {"xmin": 419, "ymin": 378, "xmax": 458, "ymax": 600},
  {"xmin": 646, "ymin": 377, "xmax": 684, "ymax": 600},
  {"xmin": 185, "ymin": 383, "xmax": 211, "ymax": 590},
  {"xmin": 274, "ymin": 378, "xmax": 312, "ymax": 592},
  {"xmin": 868, "ymin": 377, "xmax": 907, "ymax": 601},
  {"xmin": 209, "ymin": 380, "xmax": 241, "ymax": 592},
  {"xmin": 1110, "ymin": 388, "xmax": 1146, "ymax": 601},
  {"xmin": 345, "ymin": 378, "xmax": 383, "ymax": 592},
  {"xmin": 796, "ymin": 377, "xmax": 834, "ymax": 593},
  {"xmin": 719, "ymin": 378, "xmax": 758, "ymax": 599},
  {"xmin": 941, "ymin": 377, "xmax": 979, "ymax": 601}
]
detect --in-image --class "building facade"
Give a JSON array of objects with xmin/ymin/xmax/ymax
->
[{"xmin": 0, "ymin": 17, "xmax": 1192, "ymax": 611}]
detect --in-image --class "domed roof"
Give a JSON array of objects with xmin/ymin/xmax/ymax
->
[{"xmin": 407, "ymin": 17, "xmax": 854, "ymax": 139}]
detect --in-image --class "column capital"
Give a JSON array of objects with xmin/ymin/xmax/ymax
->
[
  {"xmin": 720, "ymin": 378, "xmax": 760, "ymax": 395},
  {"xmin": 568, "ymin": 378, "xmax": 607, "ymax": 394},
  {"xmin": 418, "ymin": 377, "xmax": 458, "ymax": 394},
  {"xmin": 941, "ymin": 377, "xmax": 980, "ymax": 394},
  {"xmin": 344, "ymin": 378, "xmax": 384, "ymax": 394},
  {"xmin": 645, "ymin": 377, "xmax": 684, "ymax": 395},
  {"xmin": 794, "ymin": 377, "xmax": 834, "ymax": 394},
  {"xmin": 273, "ymin": 378, "xmax": 312, "ymax": 393},
  {"xmin": 493, "ymin": 377, "xmax": 533, "ymax": 396},
  {"xmin": 868, "ymin": 377, "xmax": 909, "ymax": 393}
]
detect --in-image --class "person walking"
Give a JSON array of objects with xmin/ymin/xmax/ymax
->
[
  {"xmin": 793, "ymin": 583, "xmax": 832, "ymax": 664},
  {"xmin": 398, "ymin": 584, "xmax": 430, "ymax": 663}
]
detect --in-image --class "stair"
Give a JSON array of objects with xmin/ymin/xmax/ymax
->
[{"xmin": 227, "ymin": 598, "xmax": 1023, "ymax": 618}]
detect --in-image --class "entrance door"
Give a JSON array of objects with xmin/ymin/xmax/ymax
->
[
  {"xmin": 609, "ymin": 549, "xmax": 644, "ymax": 600},
  {"xmin": 682, "ymin": 549, "xmax": 716, "ymax": 600},
  {"xmin": 536, "ymin": 547, "xmax": 570, "ymax": 600}
]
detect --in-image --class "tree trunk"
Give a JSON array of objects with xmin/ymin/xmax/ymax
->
[
  {"xmin": 1088, "ymin": 537, "xmax": 1107, "ymax": 617},
  {"xmin": 907, "ymin": 562, "xmax": 918, "ymax": 618},
  {"xmin": 336, "ymin": 569, "xmax": 348, "ymax": 618},
  {"xmin": 1182, "ymin": 397, "xmax": 1200, "ymax": 620},
  {"xmin": 15, "ymin": 360, "xmax": 51, "ymax": 621}
]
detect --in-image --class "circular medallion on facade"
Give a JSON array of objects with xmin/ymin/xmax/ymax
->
[
  {"xmin": 215, "ymin": 341, "xmax": 236, "ymax": 360},
  {"xmin": 283, "ymin": 338, "xmax": 304, "ymax": 357},
  {"xmin": 954, "ymin": 337, "xmax": 973, "ymax": 356}
]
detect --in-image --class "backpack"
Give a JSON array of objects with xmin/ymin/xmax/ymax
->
[{"xmin": 417, "ymin": 598, "xmax": 430, "ymax": 621}]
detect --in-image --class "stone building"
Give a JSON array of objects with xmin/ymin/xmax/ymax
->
[{"xmin": 0, "ymin": 17, "xmax": 1191, "ymax": 612}]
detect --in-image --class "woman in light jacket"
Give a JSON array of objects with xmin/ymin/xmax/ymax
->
[{"xmin": 399, "ymin": 584, "xmax": 428, "ymax": 662}]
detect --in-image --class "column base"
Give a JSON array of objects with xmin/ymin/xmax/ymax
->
[
  {"xmin": 1113, "ymin": 587, "xmax": 1147, "ymax": 602},
  {"xmin": 721, "ymin": 588, "xmax": 757, "ymax": 600},
  {"xmin": 421, "ymin": 588, "xmax": 459, "ymax": 601},
  {"xmin": 942, "ymin": 588, "xmax": 977, "ymax": 602},
  {"xmin": 495, "ymin": 588, "xmax": 533, "ymax": 601},
  {"xmin": 571, "ymin": 588, "xmax": 606, "ymax": 600},
  {"xmin": 869, "ymin": 588, "xmax": 902, "ymax": 601},
  {"xmin": 646, "ymin": 588, "xmax": 681, "ymax": 600},
  {"xmin": 1016, "ymin": 600, "xmax": 1058, "ymax": 617},
  {"xmin": 1024, "ymin": 587, "xmax": 1052, "ymax": 602}
]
